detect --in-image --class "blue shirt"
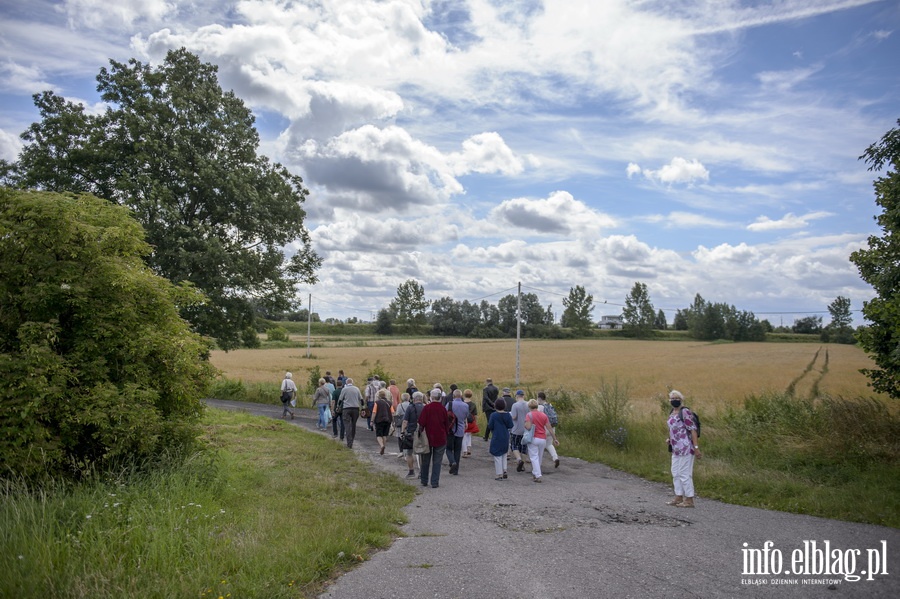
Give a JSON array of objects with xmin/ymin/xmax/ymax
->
[
  {"xmin": 488, "ymin": 412, "xmax": 514, "ymax": 457},
  {"xmin": 449, "ymin": 398, "xmax": 469, "ymax": 437}
]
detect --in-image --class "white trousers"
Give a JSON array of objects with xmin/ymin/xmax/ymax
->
[
  {"xmin": 528, "ymin": 438, "xmax": 547, "ymax": 478},
  {"xmin": 671, "ymin": 454, "xmax": 695, "ymax": 497},
  {"xmin": 543, "ymin": 440, "xmax": 558, "ymax": 460},
  {"xmin": 493, "ymin": 454, "xmax": 507, "ymax": 476}
]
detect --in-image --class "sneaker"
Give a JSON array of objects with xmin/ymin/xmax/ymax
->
[
  {"xmin": 554, "ymin": 459, "xmax": 560, "ymax": 468},
  {"xmin": 406, "ymin": 471, "xmax": 416, "ymax": 478},
  {"xmin": 534, "ymin": 477, "xmax": 542, "ymax": 483},
  {"xmin": 516, "ymin": 460, "xmax": 524, "ymax": 472},
  {"xmin": 502, "ymin": 472, "xmax": 508, "ymax": 479},
  {"xmin": 431, "ymin": 484, "xmax": 439, "ymax": 488}
]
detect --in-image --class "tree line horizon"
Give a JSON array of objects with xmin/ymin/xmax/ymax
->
[{"xmin": 262, "ymin": 279, "xmax": 857, "ymax": 345}]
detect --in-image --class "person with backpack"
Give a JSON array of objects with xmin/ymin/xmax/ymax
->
[
  {"xmin": 537, "ymin": 392, "xmax": 561, "ymax": 468},
  {"xmin": 446, "ymin": 389, "xmax": 469, "ymax": 475},
  {"xmin": 400, "ymin": 392, "xmax": 425, "ymax": 478},
  {"xmin": 666, "ymin": 389, "xmax": 702, "ymax": 508},
  {"xmin": 280, "ymin": 372, "xmax": 297, "ymax": 420},
  {"xmin": 371, "ymin": 388, "xmax": 394, "ymax": 455},
  {"xmin": 508, "ymin": 390, "xmax": 529, "ymax": 473},
  {"xmin": 364, "ymin": 376, "xmax": 380, "ymax": 431}
]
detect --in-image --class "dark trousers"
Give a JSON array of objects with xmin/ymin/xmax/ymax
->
[
  {"xmin": 332, "ymin": 410, "xmax": 345, "ymax": 438},
  {"xmin": 343, "ymin": 408, "xmax": 359, "ymax": 448},
  {"xmin": 446, "ymin": 434, "xmax": 463, "ymax": 467},
  {"xmin": 365, "ymin": 400, "xmax": 374, "ymax": 430},
  {"xmin": 483, "ymin": 411, "xmax": 495, "ymax": 439},
  {"xmin": 420, "ymin": 445, "xmax": 446, "ymax": 488}
]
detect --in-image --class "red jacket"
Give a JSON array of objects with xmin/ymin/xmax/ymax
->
[{"xmin": 418, "ymin": 401, "xmax": 450, "ymax": 447}]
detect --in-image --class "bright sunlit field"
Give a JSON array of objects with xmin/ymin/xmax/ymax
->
[{"xmin": 211, "ymin": 338, "xmax": 883, "ymax": 415}]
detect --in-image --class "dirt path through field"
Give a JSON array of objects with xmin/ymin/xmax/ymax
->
[{"xmin": 205, "ymin": 399, "xmax": 899, "ymax": 598}]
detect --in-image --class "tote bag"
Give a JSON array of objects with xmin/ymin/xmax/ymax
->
[
  {"xmin": 522, "ymin": 417, "xmax": 536, "ymax": 447},
  {"xmin": 413, "ymin": 426, "xmax": 430, "ymax": 454}
]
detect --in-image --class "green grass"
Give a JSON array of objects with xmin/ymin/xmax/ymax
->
[
  {"xmin": 561, "ymin": 391, "xmax": 900, "ymax": 528},
  {"xmin": 1, "ymin": 409, "xmax": 415, "ymax": 598}
]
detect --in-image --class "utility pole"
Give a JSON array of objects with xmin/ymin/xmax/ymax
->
[
  {"xmin": 306, "ymin": 293, "xmax": 312, "ymax": 358},
  {"xmin": 515, "ymin": 281, "xmax": 521, "ymax": 385}
]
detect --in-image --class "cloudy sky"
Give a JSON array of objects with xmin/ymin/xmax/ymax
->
[{"xmin": 2, "ymin": 0, "xmax": 899, "ymax": 326}]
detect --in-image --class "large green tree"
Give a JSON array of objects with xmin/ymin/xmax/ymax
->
[
  {"xmin": 7, "ymin": 48, "xmax": 320, "ymax": 350},
  {"xmin": 822, "ymin": 296, "xmax": 855, "ymax": 344},
  {"xmin": 0, "ymin": 189, "xmax": 215, "ymax": 479},
  {"xmin": 622, "ymin": 282, "xmax": 656, "ymax": 337},
  {"xmin": 389, "ymin": 279, "xmax": 429, "ymax": 331},
  {"xmin": 561, "ymin": 285, "xmax": 595, "ymax": 335},
  {"xmin": 850, "ymin": 119, "xmax": 900, "ymax": 398}
]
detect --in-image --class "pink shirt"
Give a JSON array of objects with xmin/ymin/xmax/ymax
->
[{"xmin": 526, "ymin": 409, "xmax": 550, "ymax": 439}]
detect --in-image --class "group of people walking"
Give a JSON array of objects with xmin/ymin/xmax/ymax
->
[{"xmin": 280, "ymin": 372, "xmax": 700, "ymax": 507}]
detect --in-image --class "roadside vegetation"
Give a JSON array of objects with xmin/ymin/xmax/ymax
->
[
  {"xmin": 1, "ymin": 409, "xmax": 415, "ymax": 598},
  {"xmin": 210, "ymin": 338, "xmax": 897, "ymax": 528}
]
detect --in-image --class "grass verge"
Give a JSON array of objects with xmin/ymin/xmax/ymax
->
[
  {"xmin": 561, "ymin": 390, "xmax": 900, "ymax": 528},
  {"xmin": 1, "ymin": 409, "xmax": 415, "ymax": 599}
]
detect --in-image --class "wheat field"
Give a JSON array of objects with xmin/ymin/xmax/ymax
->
[{"xmin": 210, "ymin": 338, "xmax": 882, "ymax": 415}]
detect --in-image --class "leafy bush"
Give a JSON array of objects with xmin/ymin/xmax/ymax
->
[
  {"xmin": 589, "ymin": 377, "xmax": 631, "ymax": 432},
  {"xmin": 0, "ymin": 190, "xmax": 216, "ymax": 480},
  {"xmin": 366, "ymin": 361, "xmax": 395, "ymax": 387},
  {"xmin": 305, "ymin": 365, "xmax": 322, "ymax": 396},
  {"xmin": 265, "ymin": 327, "xmax": 289, "ymax": 342}
]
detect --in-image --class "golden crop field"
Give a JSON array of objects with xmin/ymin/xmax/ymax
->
[{"xmin": 210, "ymin": 338, "xmax": 884, "ymax": 416}]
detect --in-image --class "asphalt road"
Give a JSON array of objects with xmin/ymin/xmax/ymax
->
[{"xmin": 204, "ymin": 399, "xmax": 899, "ymax": 598}]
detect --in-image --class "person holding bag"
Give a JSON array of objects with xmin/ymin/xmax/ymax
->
[
  {"xmin": 524, "ymin": 398, "xmax": 557, "ymax": 483},
  {"xmin": 280, "ymin": 372, "xmax": 297, "ymax": 420},
  {"xmin": 401, "ymin": 392, "xmax": 425, "ymax": 478},
  {"xmin": 313, "ymin": 378, "xmax": 331, "ymax": 430},
  {"xmin": 416, "ymin": 389, "xmax": 450, "ymax": 488}
]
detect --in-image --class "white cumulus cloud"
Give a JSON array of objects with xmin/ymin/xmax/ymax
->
[
  {"xmin": 640, "ymin": 157, "xmax": 710, "ymax": 186},
  {"xmin": 747, "ymin": 211, "xmax": 833, "ymax": 232},
  {"xmin": 490, "ymin": 191, "xmax": 616, "ymax": 235}
]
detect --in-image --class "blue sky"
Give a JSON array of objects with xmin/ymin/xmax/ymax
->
[{"xmin": 1, "ymin": 0, "xmax": 898, "ymax": 326}]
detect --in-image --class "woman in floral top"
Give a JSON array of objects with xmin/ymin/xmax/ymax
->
[{"xmin": 666, "ymin": 390, "xmax": 702, "ymax": 508}]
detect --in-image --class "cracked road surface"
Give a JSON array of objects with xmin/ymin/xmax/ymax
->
[{"xmin": 205, "ymin": 399, "xmax": 898, "ymax": 598}]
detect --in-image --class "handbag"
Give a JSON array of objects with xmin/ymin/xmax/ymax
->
[
  {"xmin": 413, "ymin": 426, "xmax": 430, "ymax": 454},
  {"xmin": 522, "ymin": 422, "xmax": 535, "ymax": 447},
  {"xmin": 400, "ymin": 432, "xmax": 414, "ymax": 450},
  {"xmin": 324, "ymin": 406, "xmax": 332, "ymax": 424}
]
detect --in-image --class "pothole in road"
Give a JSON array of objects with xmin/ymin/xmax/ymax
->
[{"xmin": 475, "ymin": 499, "xmax": 691, "ymax": 533}]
